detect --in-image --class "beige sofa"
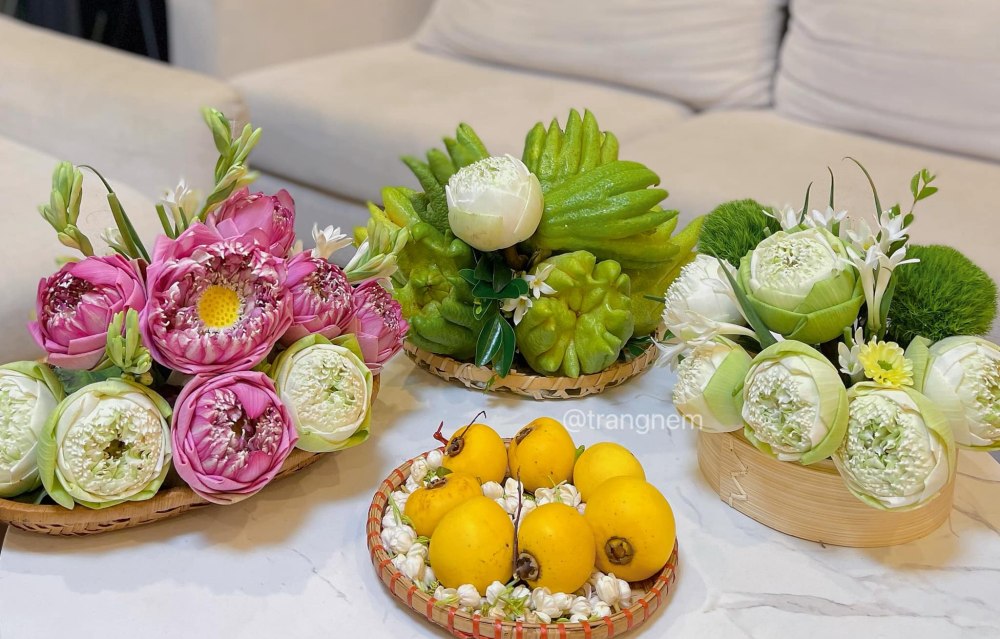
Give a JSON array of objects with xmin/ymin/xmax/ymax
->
[
  {"xmin": 0, "ymin": 16, "xmax": 248, "ymax": 362},
  {"xmin": 166, "ymin": 0, "xmax": 1000, "ymax": 347}
]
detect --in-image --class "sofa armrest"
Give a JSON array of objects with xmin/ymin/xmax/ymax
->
[
  {"xmin": 0, "ymin": 16, "xmax": 247, "ymax": 197},
  {"xmin": 167, "ymin": 0, "xmax": 435, "ymax": 77}
]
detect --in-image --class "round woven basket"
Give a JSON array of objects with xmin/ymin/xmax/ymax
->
[
  {"xmin": 367, "ymin": 446, "xmax": 679, "ymax": 639},
  {"xmin": 0, "ymin": 376, "xmax": 379, "ymax": 537},
  {"xmin": 403, "ymin": 342, "xmax": 659, "ymax": 400},
  {"xmin": 696, "ymin": 430, "xmax": 954, "ymax": 547}
]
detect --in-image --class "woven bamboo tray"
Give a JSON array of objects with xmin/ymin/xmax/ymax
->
[
  {"xmin": 696, "ymin": 429, "xmax": 954, "ymax": 547},
  {"xmin": 367, "ymin": 447, "xmax": 680, "ymax": 639},
  {"xmin": 0, "ymin": 376, "xmax": 379, "ymax": 537},
  {"xmin": 404, "ymin": 341, "xmax": 659, "ymax": 400}
]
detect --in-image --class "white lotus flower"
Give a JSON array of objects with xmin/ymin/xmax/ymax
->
[
  {"xmin": 833, "ymin": 384, "xmax": 955, "ymax": 510},
  {"xmin": 36, "ymin": 379, "xmax": 171, "ymax": 509},
  {"xmin": 742, "ymin": 341, "xmax": 849, "ymax": 465},
  {"xmin": 914, "ymin": 336, "xmax": 1000, "ymax": 450},
  {"xmin": 673, "ymin": 338, "xmax": 752, "ymax": 433},
  {"xmin": 271, "ymin": 336, "xmax": 373, "ymax": 453},
  {"xmin": 0, "ymin": 363, "xmax": 62, "ymax": 497},
  {"xmin": 446, "ymin": 154, "xmax": 543, "ymax": 252},
  {"xmin": 661, "ymin": 254, "xmax": 754, "ymax": 353},
  {"xmin": 311, "ymin": 224, "xmax": 352, "ymax": 260}
]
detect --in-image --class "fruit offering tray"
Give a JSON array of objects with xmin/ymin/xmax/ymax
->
[{"xmin": 367, "ymin": 418, "xmax": 679, "ymax": 639}]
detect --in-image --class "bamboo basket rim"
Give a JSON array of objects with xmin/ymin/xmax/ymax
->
[
  {"xmin": 0, "ymin": 376, "xmax": 379, "ymax": 537},
  {"xmin": 696, "ymin": 429, "xmax": 954, "ymax": 548},
  {"xmin": 403, "ymin": 340, "xmax": 659, "ymax": 401},
  {"xmin": 367, "ymin": 444, "xmax": 679, "ymax": 639}
]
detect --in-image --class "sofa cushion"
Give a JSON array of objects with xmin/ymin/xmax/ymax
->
[
  {"xmin": 0, "ymin": 15, "xmax": 247, "ymax": 196},
  {"xmin": 626, "ymin": 110, "xmax": 1000, "ymax": 338},
  {"xmin": 0, "ymin": 136, "xmax": 160, "ymax": 362},
  {"xmin": 775, "ymin": 0, "xmax": 1000, "ymax": 163},
  {"xmin": 416, "ymin": 0, "xmax": 787, "ymax": 110},
  {"xmin": 232, "ymin": 42, "xmax": 690, "ymax": 205}
]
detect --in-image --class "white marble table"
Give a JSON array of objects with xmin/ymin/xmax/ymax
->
[{"xmin": 1, "ymin": 357, "xmax": 999, "ymax": 639}]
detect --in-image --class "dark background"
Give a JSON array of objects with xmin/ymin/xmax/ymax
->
[{"xmin": 5, "ymin": 0, "xmax": 168, "ymax": 60}]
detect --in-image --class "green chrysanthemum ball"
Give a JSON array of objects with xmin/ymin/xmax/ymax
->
[
  {"xmin": 699, "ymin": 199, "xmax": 780, "ymax": 266},
  {"xmin": 887, "ymin": 244, "xmax": 998, "ymax": 344}
]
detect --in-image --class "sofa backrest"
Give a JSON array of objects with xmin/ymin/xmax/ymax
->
[
  {"xmin": 775, "ymin": 0, "xmax": 1000, "ymax": 163},
  {"xmin": 416, "ymin": 0, "xmax": 788, "ymax": 110}
]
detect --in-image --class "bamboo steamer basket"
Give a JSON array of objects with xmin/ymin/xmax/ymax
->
[
  {"xmin": 404, "ymin": 341, "xmax": 659, "ymax": 400},
  {"xmin": 0, "ymin": 376, "xmax": 379, "ymax": 536},
  {"xmin": 367, "ymin": 444, "xmax": 680, "ymax": 639},
  {"xmin": 696, "ymin": 430, "xmax": 953, "ymax": 547}
]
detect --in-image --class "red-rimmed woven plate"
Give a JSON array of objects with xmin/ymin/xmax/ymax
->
[{"xmin": 367, "ymin": 447, "xmax": 679, "ymax": 639}]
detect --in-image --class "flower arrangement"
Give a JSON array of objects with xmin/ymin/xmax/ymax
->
[
  {"xmin": 0, "ymin": 109, "xmax": 406, "ymax": 508},
  {"xmin": 668, "ymin": 163, "xmax": 999, "ymax": 511},
  {"xmin": 356, "ymin": 109, "xmax": 701, "ymax": 378}
]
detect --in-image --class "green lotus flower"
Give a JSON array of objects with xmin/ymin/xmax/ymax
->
[
  {"xmin": 833, "ymin": 383, "xmax": 956, "ymax": 511},
  {"xmin": 515, "ymin": 251, "xmax": 633, "ymax": 377},
  {"xmin": 37, "ymin": 379, "xmax": 172, "ymax": 509},
  {"xmin": 741, "ymin": 340, "xmax": 849, "ymax": 465},
  {"xmin": 271, "ymin": 334, "xmax": 373, "ymax": 453},
  {"xmin": 0, "ymin": 362, "xmax": 64, "ymax": 498},
  {"xmin": 673, "ymin": 338, "xmax": 752, "ymax": 433},
  {"xmin": 738, "ymin": 227, "xmax": 864, "ymax": 345},
  {"xmin": 908, "ymin": 336, "xmax": 999, "ymax": 451}
]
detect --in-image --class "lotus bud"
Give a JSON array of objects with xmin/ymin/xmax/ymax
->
[
  {"xmin": 833, "ymin": 383, "xmax": 956, "ymax": 510},
  {"xmin": 0, "ymin": 362, "xmax": 64, "ymax": 497},
  {"xmin": 673, "ymin": 337, "xmax": 752, "ymax": 433},
  {"xmin": 739, "ymin": 227, "xmax": 864, "ymax": 344},
  {"xmin": 271, "ymin": 334, "xmax": 373, "ymax": 453},
  {"xmin": 445, "ymin": 154, "xmax": 543, "ymax": 252},
  {"xmin": 36, "ymin": 379, "xmax": 172, "ymax": 509},
  {"xmin": 741, "ymin": 341, "xmax": 849, "ymax": 464},
  {"xmin": 908, "ymin": 336, "xmax": 999, "ymax": 450},
  {"xmin": 662, "ymin": 254, "xmax": 749, "ymax": 343}
]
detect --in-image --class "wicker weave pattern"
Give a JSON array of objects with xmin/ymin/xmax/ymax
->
[
  {"xmin": 367, "ymin": 446, "xmax": 679, "ymax": 639},
  {"xmin": 404, "ymin": 342, "xmax": 659, "ymax": 400},
  {"xmin": 696, "ymin": 430, "xmax": 954, "ymax": 547},
  {"xmin": 0, "ymin": 376, "xmax": 379, "ymax": 536}
]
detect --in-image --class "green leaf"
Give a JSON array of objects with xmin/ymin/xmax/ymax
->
[
  {"xmin": 916, "ymin": 186, "xmax": 938, "ymax": 201},
  {"xmin": 574, "ymin": 445, "xmax": 586, "ymax": 461},
  {"xmin": 909, "ymin": 172, "xmax": 920, "ymax": 199},
  {"xmin": 711, "ymin": 253, "xmax": 777, "ymax": 348},
  {"xmin": 494, "ymin": 316, "xmax": 516, "ymax": 377},
  {"xmin": 845, "ymin": 157, "xmax": 882, "ymax": 215},
  {"xmin": 458, "ymin": 268, "xmax": 478, "ymax": 286},
  {"xmin": 475, "ymin": 315, "xmax": 504, "ymax": 367},
  {"xmin": 474, "ymin": 254, "xmax": 493, "ymax": 281},
  {"xmin": 492, "ymin": 260, "xmax": 513, "ymax": 293},
  {"xmin": 800, "ymin": 181, "xmax": 813, "ymax": 224},
  {"xmin": 828, "ymin": 166, "xmax": 836, "ymax": 209}
]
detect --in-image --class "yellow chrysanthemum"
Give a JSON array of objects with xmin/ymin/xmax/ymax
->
[{"xmin": 858, "ymin": 340, "xmax": 914, "ymax": 388}]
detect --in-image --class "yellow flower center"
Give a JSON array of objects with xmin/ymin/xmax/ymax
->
[{"xmin": 197, "ymin": 285, "xmax": 241, "ymax": 329}]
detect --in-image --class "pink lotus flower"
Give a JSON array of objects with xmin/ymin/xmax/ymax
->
[
  {"xmin": 206, "ymin": 188, "xmax": 296, "ymax": 257},
  {"xmin": 349, "ymin": 280, "xmax": 407, "ymax": 373},
  {"xmin": 141, "ymin": 223, "xmax": 292, "ymax": 374},
  {"xmin": 30, "ymin": 255, "xmax": 145, "ymax": 370},
  {"xmin": 172, "ymin": 371, "xmax": 297, "ymax": 505},
  {"xmin": 281, "ymin": 253, "xmax": 354, "ymax": 346}
]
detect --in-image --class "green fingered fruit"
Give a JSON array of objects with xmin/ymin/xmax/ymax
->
[
  {"xmin": 515, "ymin": 251, "xmax": 634, "ymax": 377},
  {"xmin": 401, "ymin": 124, "xmax": 491, "ymax": 234},
  {"xmin": 369, "ymin": 186, "xmax": 484, "ymax": 359}
]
